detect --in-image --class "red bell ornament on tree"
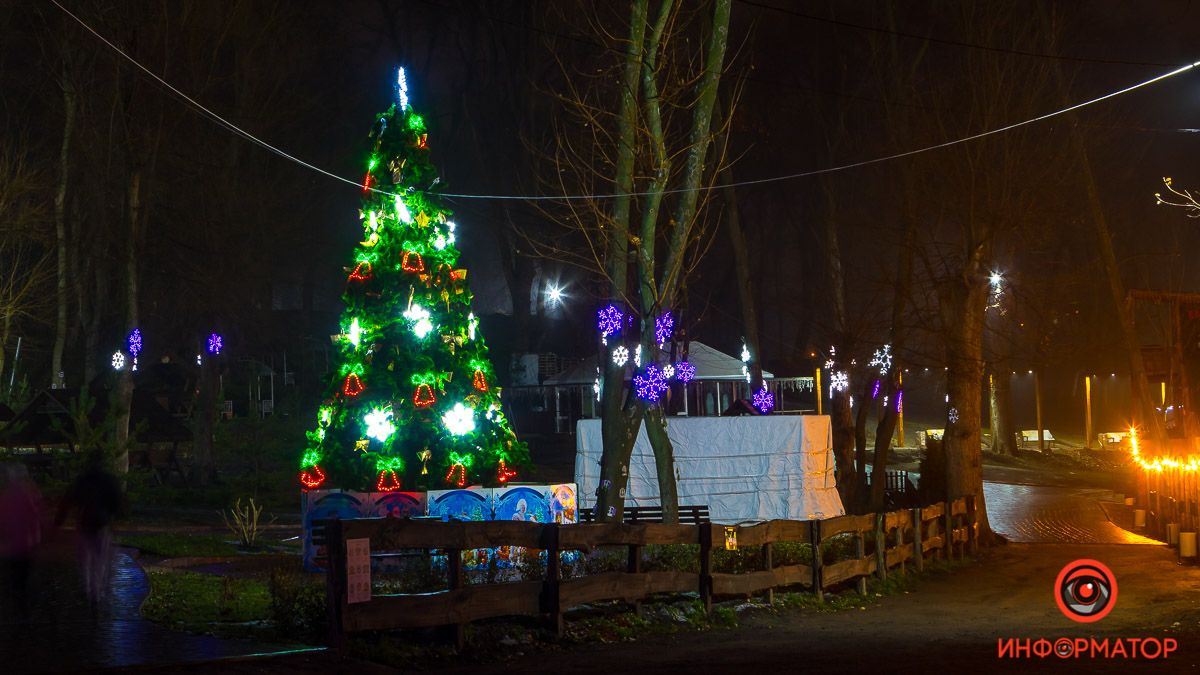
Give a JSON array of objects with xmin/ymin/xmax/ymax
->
[
  {"xmin": 401, "ymin": 250, "xmax": 425, "ymax": 273},
  {"xmin": 343, "ymin": 372, "xmax": 365, "ymax": 397},
  {"xmin": 376, "ymin": 470, "xmax": 401, "ymax": 492},
  {"xmin": 299, "ymin": 464, "xmax": 326, "ymax": 489},
  {"xmin": 348, "ymin": 261, "xmax": 373, "ymax": 282},
  {"xmin": 413, "ymin": 383, "xmax": 436, "ymax": 407}
]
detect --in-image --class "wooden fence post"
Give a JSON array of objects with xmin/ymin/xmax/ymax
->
[
  {"xmin": 447, "ymin": 547, "xmax": 465, "ymax": 650},
  {"xmin": 894, "ymin": 512, "xmax": 906, "ymax": 576},
  {"xmin": 966, "ymin": 495, "xmax": 979, "ymax": 555},
  {"xmin": 324, "ymin": 519, "xmax": 347, "ymax": 651},
  {"xmin": 855, "ymin": 525, "xmax": 868, "ymax": 596},
  {"xmin": 628, "ymin": 537, "xmax": 643, "ymax": 616},
  {"xmin": 875, "ymin": 512, "xmax": 887, "ymax": 582},
  {"xmin": 943, "ymin": 501, "xmax": 955, "ymax": 561},
  {"xmin": 811, "ymin": 519, "xmax": 824, "ymax": 601},
  {"xmin": 912, "ymin": 507, "xmax": 923, "ymax": 572},
  {"xmin": 762, "ymin": 541, "xmax": 774, "ymax": 606},
  {"xmin": 699, "ymin": 522, "xmax": 713, "ymax": 616},
  {"xmin": 544, "ymin": 524, "xmax": 563, "ymax": 637}
]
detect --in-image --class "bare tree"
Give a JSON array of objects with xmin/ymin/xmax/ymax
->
[{"xmin": 526, "ymin": 0, "xmax": 732, "ymax": 522}]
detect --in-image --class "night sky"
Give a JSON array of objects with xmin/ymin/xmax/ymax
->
[{"xmin": 3, "ymin": 0, "xmax": 1200, "ymax": 426}]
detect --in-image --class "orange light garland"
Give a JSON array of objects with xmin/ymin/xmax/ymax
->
[{"xmin": 1129, "ymin": 426, "xmax": 1200, "ymax": 473}]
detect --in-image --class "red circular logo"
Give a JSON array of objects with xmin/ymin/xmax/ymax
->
[{"xmin": 1054, "ymin": 559, "xmax": 1117, "ymax": 623}]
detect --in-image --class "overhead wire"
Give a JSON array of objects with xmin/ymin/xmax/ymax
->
[{"xmin": 52, "ymin": 0, "xmax": 1200, "ymax": 203}]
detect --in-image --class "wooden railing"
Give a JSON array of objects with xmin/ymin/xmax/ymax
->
[{"xmin": 324, "ymin": 496, "xmax": 977, "ymax": 647}]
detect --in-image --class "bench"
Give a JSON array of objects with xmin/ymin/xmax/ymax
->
[
  {"xmin": 578, "ymin": 504, "xmax": 710, "ymax": 524},
  {"xmin": 1017, "ymin": 430, "xmax": 1056, "ymax": 449}
]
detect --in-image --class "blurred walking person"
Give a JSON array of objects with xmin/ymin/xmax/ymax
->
[
  {"xmin": 0, "ymin": 463, "xmax": 42, "ymax": 619},
  {"xmin": 55, "ymin": 458, "xmax": 123, "ymax": 605}
]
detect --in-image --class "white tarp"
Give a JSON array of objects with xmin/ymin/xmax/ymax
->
[{"xmin": 574, "ymin": 415, "xmax": 845, "ymax": 523}]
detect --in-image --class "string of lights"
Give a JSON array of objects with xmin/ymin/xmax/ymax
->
[{"xmin": 53, "ymin": 0, "xmax": 1199, "ymax": 203}]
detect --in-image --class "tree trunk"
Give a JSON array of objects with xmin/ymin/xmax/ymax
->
[
  {"xmin": 940, "ymin": 262, "xmax": 991, "ymax": 539},
  {"xmin": 113, "ymin": 170, "xmax": 141, "ymax": 476},
  {"xmin": 593, "ymin": 0, "xmax": 647, "ymax": 524},
  {"xmin": 869, "ymin": 219, "xmax": 915, "ymax": 512},
  {"xmin": 52, "ymin": 59, "xmax": 76, "ymax": 389},
  {"xmin": 194, "ymin": 342, "xmax": 218, "ymax": 485},
  {"xmin": 988, "ymin": 367, "xmax": 1018, "ymax": 455},
  {"xmin": 644, "ymin": 405, "xmax": 678, "ymax": 523},
  {"xmin": 830, "ymin": 389, "xmax": 858, "ymax": 511}
]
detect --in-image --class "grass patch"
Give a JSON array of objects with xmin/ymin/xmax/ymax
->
[
  {"xmin": 120, "ymin": 532, "xmax": 240, "ymax": 558},
  {"xmin": 142, "ymin": 569, "xmax": 272, "ymax": 636}
]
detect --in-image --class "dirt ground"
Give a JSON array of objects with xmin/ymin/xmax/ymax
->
[
  {"xmin": 141, "ymin": 541, "xmax": 1200, "ymax": 674},
  {"xmin": 431, "ymin": 542, "xmax": 1200, "ymax": 674}
]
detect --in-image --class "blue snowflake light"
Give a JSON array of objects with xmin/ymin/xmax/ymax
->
[
  {"xmin": 597, "ymin": 304, "xmax": 624, "ymax": 338},
  {"xmin": 752, "ymin": 386, "xmax": 775, "ymax": 414},
  {"xmin": 634, "ymin": 365, "xmax": 669, "ymax": 402},
  {"xmin": 127, "ymin": 328, "xmax": 143, "ymax": 357},
  {"xmin": 676, "ymin": 361, "xmax": 697, "ymax": 384},
  {"xmin": 655, "ymin": 311, "xmax": 674, "ymax": 345}
]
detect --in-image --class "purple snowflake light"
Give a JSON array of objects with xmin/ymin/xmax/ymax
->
[
  {"xmin": 895, "ymin": 390, "xmax": 903, "ymax": 413},
  {"xmin": 655, "ymin": 311, "xmax": 674, "ymax": 345},
  {"xmin": 207, "ymin": 332, "xmax": 224, "ymax": 355},
  {"xmin": 597, "ymin": 304, "xmax": 624, "ymax": 338},
  {"xmin": 676, "ymin": 361, "xmax": 696, "ymax": 384},
  {"xmin": 634, "ymin": 365, "xmax": 669, "ymax": 402},
  {"xmin": 871, "ymin": 379, "xmax": 881, "ymax": 399},
  {"xmin": 752, "ymin": 386, "xmax": 775, "ymax": 415},
  {"xmin": 127, "ymin": 328, "xmax": 143, "ymax": 357}
]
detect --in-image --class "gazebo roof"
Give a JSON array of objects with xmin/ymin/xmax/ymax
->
[
  {"xmin": 1, "ymin": 387, "xmax": 191, "ymax": 446},
  {"xmin": 543, "ymin": 340, "xmax": 774, "ymax": 386}
]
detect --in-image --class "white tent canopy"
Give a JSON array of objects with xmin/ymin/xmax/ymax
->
[
  {"xmin": 575, "ymin": 415, "xmax": 845, "ymax": 522},
  {"xmin": 544, "ymin": 340, "xmax": 773, "ymax": 386}
]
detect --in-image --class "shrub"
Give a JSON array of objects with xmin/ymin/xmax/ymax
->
[{"xmin": 268, "ymin": 565, "xmax": 327, "ymax": 641}]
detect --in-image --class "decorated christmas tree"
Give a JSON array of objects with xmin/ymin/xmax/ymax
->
[{"xmin": 299, "ymin": 69, "xmax": 527, "ymax": 493}]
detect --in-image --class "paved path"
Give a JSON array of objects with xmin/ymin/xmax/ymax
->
[
  {"xmin": 984, "ymin": 482, "xmax": 1159, "ymax": 545},
  {"xmin": 0, "ymin": 546, "xmax": 293, "ymax": 674}
]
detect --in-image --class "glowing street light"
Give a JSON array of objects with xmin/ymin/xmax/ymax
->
[{"xmin": 547, "ymin": 284, "xmax": 565, "ymax": 305}]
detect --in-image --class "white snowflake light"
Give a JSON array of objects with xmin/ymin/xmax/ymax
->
[
  {"xmin": 634, "ymin": 344, "xmax": 642, "ymax": 368},
  {"xmin": 433, "ymin": 234, "xmax": 448, "ymax": 250},
  {"xmin": 348, "ymin": 318, "xmax": 362, "ymax": 348},
  {"xmin": 111, "ymin": 351, "xmax": 126, "ymax": 371},
  {"xmin": 195, "ymin": 354, "xmax": 202, "ymax": 366},
  {"xmin": 442, "ymin": 402, "xmax": 476, "ymax": 436},
  {"xmin": 364, "ymin": 407, "xmax": 396, "ymax": 443},
  {"xmin": 830, "ymin": 370, "xmax": 849, "ymax": 394},
  {"xmin": 612, "ymin": 345, "xmax": 630, "ymax": 367},
  {"xmin": 948, "ymin": 407, "xmax": 960, "ymax": 424},
  {"xmin": 468, "ymin": 312, "xmax": 477, "ymax": 341},
  {"xmin": 869, "ymin": 344, "xmax": 892, "ymax": 375},
  {"xmin": 741, "ymin": 342, "xmax": 751, "ymax": 363},
  {"xmin": 824, "ymin": 359, "xmax": 835, "ymax": 370},
  {"xmin": 403, "ymin": 304, "xmax": 434, "ymax": 338},
  {"xmin": 663, "ymin": 363, "xmax": 676, "ymax": 379}
]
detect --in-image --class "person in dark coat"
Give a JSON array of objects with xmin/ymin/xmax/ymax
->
[
  {"xmin": 55, "ymin": 458, "xmax": 123, "ymax": 604},
  {"xmin": 0, "ymin": 463, "xmax": 42, "ymax": 617}
]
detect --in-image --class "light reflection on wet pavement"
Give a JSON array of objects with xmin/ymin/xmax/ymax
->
[
  {"xmin": 0, "ymin": 548, "xmax": 289, "ymax": 674},
  {"xmin": 983, "ymin": 482, "xmax": 1159, "ymax": 544}
]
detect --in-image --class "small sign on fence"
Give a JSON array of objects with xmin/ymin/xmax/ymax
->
[
  {"xmin": 724, "ymin": 526, "xmax": 737, "ymax": 551},
  {"xmin": 347, "ymin": 537, "xmax": 372, "ymax": 604}
]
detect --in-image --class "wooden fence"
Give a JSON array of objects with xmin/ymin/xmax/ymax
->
[{"xmin": 324, "ymin": 496, "xmax": 977, "ymax": 646}]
